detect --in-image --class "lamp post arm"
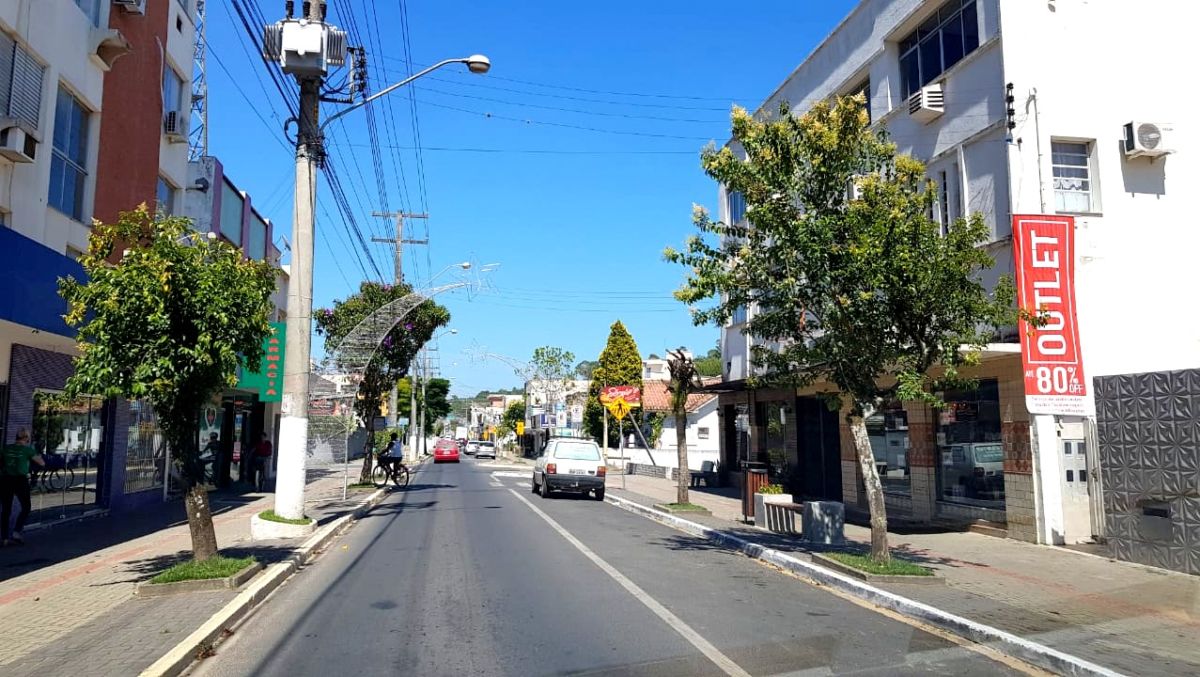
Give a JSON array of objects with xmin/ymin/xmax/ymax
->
[{"xmin": 320, "ymin": 58, "xmax": 466, "ymax": 131}]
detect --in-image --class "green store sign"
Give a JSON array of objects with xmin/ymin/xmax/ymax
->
[{"xmin": 237, "ymin": 322, "xmax": 286, "ymax": 402}]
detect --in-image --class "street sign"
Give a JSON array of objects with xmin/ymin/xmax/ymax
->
[
  {"xmin": 605, "ymin": 398, "xmax": 631, "ymax": 420},
  {"xmin": 599, "ymin": 385, "xmax": 641, "ymax": 406},
  {"xmin": 516, "ymin": 421, "xmax": 524, "ymax": 436}
]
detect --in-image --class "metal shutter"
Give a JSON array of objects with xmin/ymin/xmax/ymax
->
[
  {"xmin": 0, "ymin": 33, "xmax": 13, "ymax": 124},
  {"xmin": 9, "ymin": 45, "xmax": 44, "ymax": 132}
]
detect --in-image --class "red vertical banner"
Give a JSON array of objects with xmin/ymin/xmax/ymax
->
[{"xmin": 1012, "ymin": 215, "xmax": 1090, "ymax": 416}]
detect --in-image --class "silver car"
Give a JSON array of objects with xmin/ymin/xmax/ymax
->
[{"xmin": 532, "ymin": 439, "xmax": 606, "ymax": 500}]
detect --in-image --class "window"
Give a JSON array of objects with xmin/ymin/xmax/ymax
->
[
  {"xmin": 219, "ymin": 180, "xmax": 244, "ymax": 246},
  {"xmin": 74, "ymin": 0, "xmax": 102, "ymax": 26},
  {"xmin": 850, "ymin": 78, "xmax": 871, "ymax": 123},
  {"xmin": 49, "ymin": 87, "xmax": 90, "ymax": 221},
  {"xmin": 156, "ymin": 176, "xmax": 176, "ymax": 216},
  {"xmin": 0, "ymin": 209, "xmax": 8, "ymax": 228},
  {"xmin": 0, "ymin": 32, "xmax": 48, "ymax": 132},
  {"xmin": 868, "ymin": 402, "xmax": 910, "ymax": 494},
  {"xmin": 731, "ymin": 305, "xmax": 747, "ymax": 325},
  {"xmin": 698, "ymin": 427, "xmax": 710, "ymax": 440},
  {"xmin": 162, "ymin": 66, "xmax": 184, "ymax": 116},
  {"xmin": 1052, "ymin": 141, "xmax": 1095, "ymax": 213},
  {"xmin": 248, "ymin": 213, "xmax": 268, "ymax": 260},
  {"xmin": 939, "ymin": 170, "xmax": 951, "ymax": 234},
  {"xmin": 935, "ymin": 379, "xmax": 1004, "ymax": 508},
  {"xmin": 550, "ymin": 441, "xmax": 601, "ymax": 461},
  {"xmin": 125, "ymin": 400, "xmax": 165, "ymax": 494},
  {"xmin": 898, "ymin": 0, "xmax": 980, "ymax": 98},
  {"xmin": 727, "ymin": 190, "xmax": 746, "ymax": 224}
]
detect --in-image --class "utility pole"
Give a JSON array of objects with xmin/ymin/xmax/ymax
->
[
  {"xmin": 267, "ymin": 0, "xmax": 347, "ymax": 522},
  {"xmin": 189, "ymin": 0, "xmax": 207, "ymax": 160},
  {"xmin": 371, "ymin": 211, "xmax": 427, "ymax": 429},
  {"xmin": 420, "ymin": 347, "xmax": 430, "ymax": 456}
]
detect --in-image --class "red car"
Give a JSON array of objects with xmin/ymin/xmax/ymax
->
[{"xmin": 433, "ymin": 439, "xmax": 460, "ymax": 463}]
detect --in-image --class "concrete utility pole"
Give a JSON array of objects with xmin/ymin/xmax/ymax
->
[
  {"xmin": 371, "ymin": 210, "xmax": 427, "ymax": 429},
  {"xmin": 270, "ymin": 0, "xmax": 346, "ymax": 521},
  {"xmin": 420, "ymin": 347, "xmax": 430, "ymax": 456}
]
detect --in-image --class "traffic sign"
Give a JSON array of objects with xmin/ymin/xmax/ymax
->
[
  {"xmin": 516, "ymin": 421, "xmax": 525, "ymax": 436},
  {"xmin": 605, "ymin": 398, "xmax": 631, "ymax": 420}
]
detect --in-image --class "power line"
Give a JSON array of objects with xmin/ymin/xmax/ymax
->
[
  {"xmin": 335, "ymin": 143, "xmax": 698, "ymax": 155},
  {"xmin": 419, "ymin": 100, "xmax": 718, "ymax": 141},
  {"xmin": 413, "ymin": 85, "xmax": 729, "ymax": 124}
]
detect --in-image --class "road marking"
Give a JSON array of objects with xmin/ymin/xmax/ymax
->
[
  {"xmin": 508, "ymin": 488, "xmax": 751, "ymax": 677},
  {"xmin": 490, "ymin": 471, "xmax": 529, "ymax": 478}
]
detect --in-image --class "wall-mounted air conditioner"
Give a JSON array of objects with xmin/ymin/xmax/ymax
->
[
  {"xmin": 0, "ymin": 125, "xmax": 37, "ymax": 163},
  {"xmin": 1122, "ymin": 121, "xmax": 1173, "ymax": 159},
  {"xmin": 113, "ymin": 0, "xmax": 146, "ymax": 15},
  {"xmin": 908, "ymin": 83, "xmax": 944, "ymax": 123},
  {"xmin": 163, "ymin": 111, "xmax": 187, "ymax": 143}
]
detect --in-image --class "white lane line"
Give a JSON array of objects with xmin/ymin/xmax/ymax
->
[
  {"xmin": 490, "ymin": 471, "xmax": 529, "ymax": 478},
  {"xmin": 507, "ymin": 488, "xmax": 751, "ymax": 677}
]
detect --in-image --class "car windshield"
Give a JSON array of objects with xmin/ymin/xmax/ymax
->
[{"xmin": 552, "ymin": 441, "xmax": 601, "ymax": 461}]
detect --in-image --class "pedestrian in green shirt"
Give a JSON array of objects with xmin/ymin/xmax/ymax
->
[{"xmin": 2, "ymin": 428, "xmax": 44, "ymax": 546}]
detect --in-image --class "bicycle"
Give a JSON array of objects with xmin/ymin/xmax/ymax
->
[{"xmin": 371, "ymin": 455, "xmax": 410, "ymax": 488}]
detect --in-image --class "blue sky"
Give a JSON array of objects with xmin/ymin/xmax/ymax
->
[{"xmin": 204, "ymin": 0, "xmax": 858, "ymax": 396}]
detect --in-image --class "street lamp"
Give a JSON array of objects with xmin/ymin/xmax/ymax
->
[{"xmin": 320, "ymin": 57, "xmax": 491, "ymax": 131}]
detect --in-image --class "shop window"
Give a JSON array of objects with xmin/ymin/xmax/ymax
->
[
  {"xmin": 867, "ymin": 401, "xmax": 910, "ymax": 494},
  {"xmin": 124, "ymin": 400, "xmax": 164, "ymax": 494},
  {"xmin": 759, "ymin": 401, "xmax": 791, "ymax": 484},
  {"xmin": 698, "ymin": 427, "xmax": 710, "ymax": 440},
  {"xmin": 935, "ymin": 379, "xmax": 1004, "ymax": 508},
  {"xmin": 29, "ymin": 391, "xmax": 104, "ymax": 514}
]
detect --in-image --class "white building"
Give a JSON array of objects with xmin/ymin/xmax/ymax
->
[{"xmin": 715, "ymin": 0, "xmax": 1196, "ymax": 563}]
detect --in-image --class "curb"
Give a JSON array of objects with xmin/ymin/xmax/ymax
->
[
  {"xmin": 135, "ymin": 562, "xmax": 264, "ymax": 597},
  {"xmin": 605, "ymin": 494, "xmax": 1125, "ymax": 677},
  {"xmin": 139, "ymin": 481, "xmax": 397, "ymax": 677}
]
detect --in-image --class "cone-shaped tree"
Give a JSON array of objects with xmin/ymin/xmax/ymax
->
[{"xmin": 584, "ymin": 321, "xmax": 644, "ymax": 448}]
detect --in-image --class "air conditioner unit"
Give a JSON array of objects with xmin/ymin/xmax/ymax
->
[
  {"xmin": 0, "ymin": 125, "xmax": 37, "ymax": 163},
  {"xmin": 112, "ymin": 0, "xmax": 146, "ymax": 15},
  {"xmin": 908, "ymin": 83, "xmax": 945, "ymax": 123},
  {"xmin": 1122, "ymin": 121, "xmax": 1173, "ymax": 159},
  {"xmin": 163, "ymin": 111, "xmax": 187, "ymax": 143}
]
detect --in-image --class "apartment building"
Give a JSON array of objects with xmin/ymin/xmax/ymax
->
[{"xmin": 715, "ymin": 0, "xmax": 1196, "ymax": 570}]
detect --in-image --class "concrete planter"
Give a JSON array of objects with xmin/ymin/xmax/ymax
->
[
  {"xmin": 653, "ymin": 503, "xmax": 712, "ymax": 516},
  {"xmin": 754, "ymin": 492, "xmax": 793, "ymax": 528},
  {"xmin": 250, "ymin": 512, "xmax": 316, "ymax": 540},
  {"xmin": 135, "ymin": 561, "xmax": 263, "ymax": 597},
  {"xmin": 811, "ymin": 553, "xmax": 943, "ymax": 585}
]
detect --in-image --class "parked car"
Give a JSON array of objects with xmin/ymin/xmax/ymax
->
[
  {"xmin": 434, "ymin": 439, "xmax": 460, "ymax": 463},
  {"xmin": 476, "ymin": 441, "xmax": 496, "ymax": 460},
  {"xmin": 465, "ymin": 440, "xmax": 480, "ymax": 455},
  {"xmin": 532, "ymin": 438, "xmax": 606, "ymax": 500}
]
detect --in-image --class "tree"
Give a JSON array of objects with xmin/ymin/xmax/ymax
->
[
  {"xmin": 583, "ymin": 321, "xmax": 644, "ymax": 448},
  {"xmin": 666, "ymin": 98, "xmax": 1014, "ymax": 562},
  {"xmin": 667, "ymin": 348, "xmax": 702, "ymax": 504},
  {"xmin": 574, "ymin": 359, "xmax": 599, "ymax": 379},
  {"xmin": 529, "ymin": 346, "xmax": 576, "ymax": 423},
  {"xmin": 501, "ymin": 399, "xmax": 525, "ymax": 437},
  {"xmin": 695, "ymin": 346, "xmax": 722, "ymax": 378},
  {"xmin": 315, "ymin": 282, "xmax": 449, "ymax": 481},
  {"xmin": 58, "ymin": 206, "xmax": 275, "ymax": 561},
  {"xmin": 423, "ymin": 377, "xmax": 452, "ymax": 425}
]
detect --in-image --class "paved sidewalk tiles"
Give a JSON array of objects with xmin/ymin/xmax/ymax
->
[{"xmin": 610, "ymin": 473, "xmax": 1200, "ymax": 677}]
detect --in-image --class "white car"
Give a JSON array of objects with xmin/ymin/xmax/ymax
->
[
  {"xmin": 476, "ymin": 441, "xmax": 496, "ymax": 459},
  {"xmin": 532, "ymin": 438, "xmax": 606, "ymax": 501},
  {"xmin": 465, "ymin": 441, "xmax": 480, "ymax": 455}
]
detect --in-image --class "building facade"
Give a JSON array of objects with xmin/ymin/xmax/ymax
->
[{"xmin": 716, "ymin": 0, "xmax": 1196, "ymax": 565}]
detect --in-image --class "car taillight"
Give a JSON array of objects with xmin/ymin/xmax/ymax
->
[
  {"xmin": 597, "ymin": 466, "xmax": 606, "ymax": 477},
  {"xmin": 546, "ymin": 463, "xmax": 556, "ymax": 474}
]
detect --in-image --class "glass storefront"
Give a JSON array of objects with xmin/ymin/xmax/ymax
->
[
  {"xmin": 29, "ymin": 390, "xmax": 104, "ymax": 518},
  {"xmin": 935, "ymin": 379, "xmax": 1004, "ymax": 508},
  {"xmin": 124, "ymin": 400, "xmax": 164, "ymax": 494},
  {"xmin": 867, "ymin": 401, "xmax": 910, "ymax": 494},
  {"xmin": 759, "ymin": 401, "xmax": 790, "ymax": 485}
]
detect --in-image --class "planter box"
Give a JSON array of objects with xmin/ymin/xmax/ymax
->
[
  {"xmin": 811, "ymin": 553, "xmax": 943, "ymax": 585},
  {"xmin": 653, "ymin": 503, "xmax": 712, "ymax": 516},
  {"xmin": 250, "ymin": 512, "xmax": 316, "ymax": 540},
  {"xmin": 135, "ymin": 561, "xmax": 263, "ymax": 597},
  {"xmin": 754, "ymin": 493, "xmax": 796, "ymax": 532}
]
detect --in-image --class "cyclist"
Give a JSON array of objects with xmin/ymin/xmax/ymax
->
[{"xmin": 375, "ymin": 432, "xmax": 404, "ymax": 483}]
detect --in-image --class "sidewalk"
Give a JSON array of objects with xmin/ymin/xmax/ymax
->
[
  {"xmin": 0, "ymin": 462, "xmax": 379, "ymax": 676},
  {"xmin": 610, "ymin": 473, "xmax": 1200, "ymax": 677}
]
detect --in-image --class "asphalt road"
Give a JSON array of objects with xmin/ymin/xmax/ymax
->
[{"xmin": 192, "ymin": 459, "xmax": 1027, "ymax": 677}]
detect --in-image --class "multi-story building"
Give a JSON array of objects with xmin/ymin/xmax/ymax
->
[{"xmin": 714, "ymin": 0, "xmax": 1196, "ymax": 569}]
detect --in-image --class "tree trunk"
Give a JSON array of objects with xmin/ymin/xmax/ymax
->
[
  {"xmin": 675, "ymin": 410, "xmax": 690, "ymax": 504},
  {"xmin": 848, "ymin": 409, "xmax": 890, "ymax": 563},
  {"xmin": 359, "ymin": 425, "xmax": 376, "ymax": 483},
  {"xmin": 185, "ymin": 483, "xmax": 219, "ymax": 561}
]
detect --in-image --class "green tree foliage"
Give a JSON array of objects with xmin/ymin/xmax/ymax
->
[
  {"xmin": 501, "ymin": 399, "xmax": 525, "ymax": 436},
  {"xmin": 666, "ymin": 98, "xmax": 1014, "ymax": 562},
  {"xmin": 583, "ymin": 321, "xmax": 644, "ymax": 447},
  {"xmin": 59, "ymin": 206, "xmax": 275, "ymax": 561},
  {"xmin": 694, "ymin": 346, "xmax": 722, "ymax": 378},
  {"xmin": 423, "ymin": 378, "xmax": 452, "ymax": 424},
  {"xmin": 314, "ymin": 282, "xmax": 449, "ymax": 480},
  {"xmin": 574, "ymin": 359, "xmax": 599, "ymax": 379}
]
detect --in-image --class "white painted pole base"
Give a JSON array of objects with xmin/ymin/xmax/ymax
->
[{"xmin": 274, "ymin": 414, "xmax": 309, "ymax": 521}]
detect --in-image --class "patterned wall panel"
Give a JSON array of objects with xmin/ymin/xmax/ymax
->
[{"xmin": 1095, "ymin": 368, "xmax": 1200, "ymax": 575}]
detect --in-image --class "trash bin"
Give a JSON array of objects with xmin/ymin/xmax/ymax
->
[{"xmin": 742, "ymin": 463, "xmax": 768, "ymax": 521}]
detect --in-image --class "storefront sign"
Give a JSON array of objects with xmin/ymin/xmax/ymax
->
[
  {"xmin": 1012, "ymin": 215, "xmax": 1090, "ymax": 416},
  {"xmin": 599, "ymin": 385, "xmax": 641, "ymax": 406},
  {"xmin": 237, "ymin": 322, "xmax": 287, "ymax": 402}
]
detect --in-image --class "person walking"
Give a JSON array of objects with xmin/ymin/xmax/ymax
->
[
  {"xmin": 252, "ymin": 432, "xmax": 273, "ymax": 492},
  {"xmin": 2, "ymin": 428, "xmax": 44, "ymax": 546}
]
